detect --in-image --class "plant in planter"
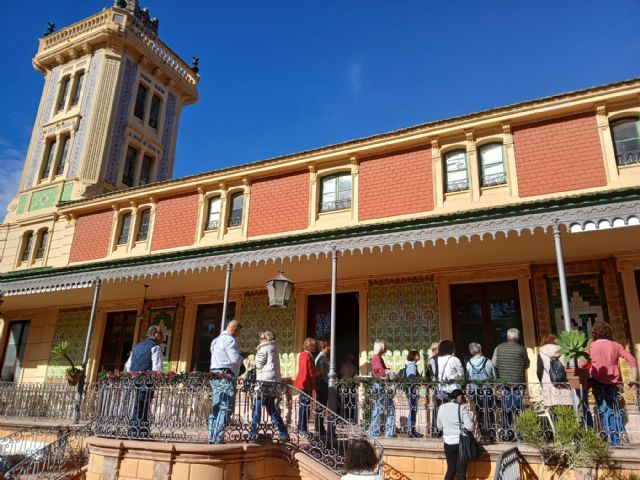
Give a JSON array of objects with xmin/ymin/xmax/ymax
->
[
  {"xmin": 515, "ymin": 406, "xmax": 614, "ymax": 480},
  {"xmin": 556, "ymin": 330, "xmax": 591, "ymax": 389},
  {"xmin": 51, "ymin": 342, "xmax": 82, "ymax": 386}
]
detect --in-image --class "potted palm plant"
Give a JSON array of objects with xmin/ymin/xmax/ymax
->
[
  {"xmin": 556, "ymin": 330, "xmax": 591, "ymax": 389},
  {"xmin": 51, "ymin": 341, "xmax": 82, "ymax": 386}
]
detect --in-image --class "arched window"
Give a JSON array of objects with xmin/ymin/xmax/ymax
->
[
  {"xmin": 40, "ymin": 138, "xmax": 57, "ymax": 181},
  {"xmin": 319, "ymin": 173, "xmax": 352, "ymax": 212},
  {"xmin": 136, "ymin": 209, "xmax": 152, "ymax": 242},
  {"xmin": 70, "ymin": 70, "xmax": 85, "ymax": 107},
  {"xmin": 149, "ymin": 95, "xmax": 162, "ymax": 129},
  {"xmin": 227, "ymin": 192, "xmax": 244, "ymax": 227},
  {"xmin": 134, "ymin": 83, "xmax": 148, "ymax": 120},
  {"xmin": 117, "ymin": 212, "xmax": 132, "ymax": 245},
  {"xmin": 610, "ymin": 117, "xmax": 640, "ymax": 166},
  {"xmin": 35, "ymin": 229, "xmax": 49, "ymax": 259},
  {"xmin": 444, "ymin": 150, "xmax": 469, "ymax": 192},
  {"xmin": 206, "ymin": 197, "xmax": 221, "ymax": 230},
  {"xmin": 55, "ymin": 135, "xmax": 71, "ymax": 177},
  {"xmin": 479, "ymin": 143, "xmax": 506, "ymax": 187},
  {"xmin": 57, "ymin": 76, "xmax": 71, "ymax": 112},
  {"xmin": 20, "ymin": 232, "xmax": 34, "ymax": 263}
]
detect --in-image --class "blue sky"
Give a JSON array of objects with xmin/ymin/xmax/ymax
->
[{"xmin": 1, "ymin": 1, "xmax": 639, "ymax": 212}]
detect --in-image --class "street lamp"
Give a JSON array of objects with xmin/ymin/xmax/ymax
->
[{"xmin": 266, "ymin": 268, "xmax": 294, "ymax": 309}]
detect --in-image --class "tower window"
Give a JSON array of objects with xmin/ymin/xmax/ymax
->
[
  {"xmin": 35, "ymin": 229, "xmax": 49, "ymax": 259},
  {"xmin": 117, "ymin": 213, "xmax": 132, "ymax": 245},
  {"xmin": 41, "ymin": 138, "xmax": 57, "ymax": 181},
  {"xmin": 55, "ymin": 136, "xmax": 71, "ymax": 176},
  {"xmin": 20, "ymin": 232, "xmax": 34, "ymax": 263},
  {"xmin": 122, "ymin": 146, "xmax": 138, "ymax": 187},
  {"xmin": 610, "ymin": 117, "xmax": 640, "ymax": 166},
  {"xmin": 227, "ymin": 192, "xmax": 244, "ymax": 227},
  {"xmin": 444, "ymin": 150, "xmax": 469, "ymax": 193},
  {"xmin": 139, "ymin": 155, "xmax": 153, "ymax": 186},
  {"xmin": 134, "ymin": 84, "xmax": 148, "ymax": 120},
  {"xmin": 136, "ymin": 209, "xmax": 152, "ymax": 242},
  {"xmin": 70, "ymin": 71, "xmax": 85, "ymax": 107},
  {"xmin": 57, "ymin": 76, "xmax": 71, "ymax": 111},
  {"xmin": 319, "ymin": 173, "xmax": 352, "ymax": 212},
  {"xmin": 206, "ymin": 197, "xmax": 221, "ymax": 230},
  {"xmin": 479, "ymin": 143, "xmax": 507, "ymax": 187},
  {"xmin": 148, "ymin": 95, "xmax": 162, "ymax": 129}
]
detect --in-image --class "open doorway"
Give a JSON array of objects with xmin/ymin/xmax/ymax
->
[{"xmin": 307, "ymin": 293, "xmax": 359, "ymax": 376}]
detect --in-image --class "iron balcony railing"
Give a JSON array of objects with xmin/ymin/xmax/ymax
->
[
  {"xmin": 93, "ymin": 373, "xmax": 383, "ymax": 476},
  {"xmin": 0, "ymin": 381, "xmax": 97, "ymax": 422},
  {"xmin": 319, "ymin": 198, "xmax": 352, "ymax": 213},
  {"xmin": 616, "ymin": 149, "xmax": 640, "ymax": 166},
  {"xmin": 446, "ymin": 178, "xmax": 469, "ymax": 192}
]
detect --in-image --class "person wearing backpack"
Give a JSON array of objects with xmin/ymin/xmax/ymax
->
[
  {"xmin": 465, "ymin": 342, "xmax": 496, "ymax": 441},
  {"xmin": 536, "ymin": 334, "xmax": 572, "ymax": 408},
  {"xmin": 404, "ymin": 350, "xmax": 424, "ymax": 438},
  {"xmin": 430, "ymin": 340, "xmax": 464, "ymax": 437}
]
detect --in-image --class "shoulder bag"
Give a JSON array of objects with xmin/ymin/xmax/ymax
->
[{"xmin": 457, "ymin": 404, "xmax": 481, "ymax": 463}]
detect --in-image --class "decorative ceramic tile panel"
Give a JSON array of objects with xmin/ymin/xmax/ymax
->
[
  {"xmin": 105, "ymin": 58, "xmax": 137, "ymax": 185},
  {"xmin": 239, "ymin": 291, "xmax": 296, "ymax": 379},
  {"xmin": 61, "ymin": 183, "xmax": 73, "ymax": 202},
  {"xmin": 367, "ymin": 276, "xmax": 439, "ymax": 372},
  {"xmin": 158, "ymin": 93, "xmax": 177, "ymax": 181},
  {"xmin": 16, "ymin": 194, "xmax": 29, "ymax": 215},
  {"xmin": 25, "ymin": 68, "xmax": 60, "ymax": 189},
  {"xmin": 68, "ymin": 52, "xmax": 102, "ymax": 178},
  {"xmin": 28, "ymin": 187, "xmax": 59, "ymax": 212},
  {"xmin": 45, "ymin": 308, "xmax": 90, "ymax": 380}
]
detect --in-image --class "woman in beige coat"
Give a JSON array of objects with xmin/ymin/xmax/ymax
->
[{"xmin": 536, "ymin": 334, "xmax": 572, "ymax": 407}]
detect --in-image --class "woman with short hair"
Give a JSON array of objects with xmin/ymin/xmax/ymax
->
[
  {"xmin": 368, "ymin": 340, "xmax": 396, "ymax": 437},
  {"xmin": 294, "ymin": 337, "xmax": 318, "ymax": 435}
]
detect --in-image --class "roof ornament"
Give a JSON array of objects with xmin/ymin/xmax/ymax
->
[
  {"xmin": 115, "ymin": 0, "xmax": 128, "ymax": 8},
  {"xmin": 43, "ymin": 22, "xmax": 55, "ymax": 37},
  {"xmin": 191, "ymin": 56, "xmax": 200, "ymax": 74}
]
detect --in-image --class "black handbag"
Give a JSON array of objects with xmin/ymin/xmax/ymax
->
[{"xmin": 457, "ymin": 404, "xmax": 481, "ymax": 463}]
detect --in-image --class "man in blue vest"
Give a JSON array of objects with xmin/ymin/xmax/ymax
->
[
  {"xmin": 124, "ymin": 325, "xmax": 164, "ymax": 438},
  {"xmin": 208, "ymin": 319, "xmax": 244, "ymax": 444}
]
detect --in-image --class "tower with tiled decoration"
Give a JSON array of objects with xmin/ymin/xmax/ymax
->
[{"xmin": 0, "ymin": 0, "xmax": 198, "ymax": 270}]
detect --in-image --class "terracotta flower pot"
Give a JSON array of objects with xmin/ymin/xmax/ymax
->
[
  {"xmin": 566, "ymin": 366, "xmax": 589, "ymax": 389},
  {"xmin": 66, "ymin": 371, "xmax": 82, "ymax": 386}
]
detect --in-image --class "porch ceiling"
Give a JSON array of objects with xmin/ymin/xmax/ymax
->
[{"xmin": 0, "ymin": 189, "xmax": 639, "ymax": 299}]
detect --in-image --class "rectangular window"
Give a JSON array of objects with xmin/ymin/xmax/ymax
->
[
  {"xmin": 444, "ymin": 150, "xmax": 469, "ymax": 192},
  {"xmin": 136, "ymin": 209, "xmax": 151, "ymax": 242},
  {"xmin": 20, "ymin": 232, "xmax": 33, "ymax": 263},
  {"xmin": 320, "ymin": 173, "xmax": 352, "ymax": 212},
  {"xmin": 57, "ymin": 77, "xmax": 71, "ymax": 111},
  {"xmin": 139, "ymin": 155, "xmax": 153, "ymax": 186},
  {"xmin": 41, "ymin": 139, "xmax": 57, "ymax": 180},
  {"xmin": 206, "ymin": 197, "xmax": 221, "ymax": 230},
  {"xmin": 148, "ymin": 95, "xmax": 162, "ymax": 129},
  {"xmin": 190, "ymin": 303, "xmax": 236, "ymax": 372},
  {"xmin": 1, "ymin": 321, "xmax": 30, "ymax": 382},
  {"xmin": 55, "ymin": 136, "xmax": 71, "ymax": 176},
  {"xmin": 227, "ymin": 193, "xmax": 244, "ymax": 227},
  {"xmin": 117, "ymin": 212, "xmax": 132, "ymax": 245},
  {"xmin": 479, "ymin": 143, "xmax": 507, "ymax": 187},
  {"xmin": 122, "ymin": 146, "xmax": 138, "ymax": 187},
  {"xmin": 98, "ymin": 311, "xmax": 136, "ymax": 372},
  {"xmin": 70, "ymin": 71, "xmax": 85, "ymax": 107},
  {"xmin": 134, "ymin": 84, "xmax": 148, "ymax": 120},
  {"xmin": 35, "ymin": 229, "xmax": 49, "ymax": 259}
]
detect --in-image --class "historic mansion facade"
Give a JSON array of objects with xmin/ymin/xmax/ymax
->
[{"xmin": 1, "ymin": 1, "xmax": 640, "ymax": 390}]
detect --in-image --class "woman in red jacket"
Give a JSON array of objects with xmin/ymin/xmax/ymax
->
[{"xmin": 294, "ymin": 337, "xmax": 317, "ymax": 435}]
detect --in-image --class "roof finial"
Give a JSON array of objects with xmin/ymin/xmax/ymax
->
[
  {"xmin": 191, "ymin": 56, "xmax": 200, "ymax": 74},
  {"xmin": 43, "ymin": 22, "xmax": 55, "ymax": 37}
]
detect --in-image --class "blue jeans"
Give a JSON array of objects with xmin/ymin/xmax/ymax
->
[
  {"xmin": 501, "ymin": 385, "xmax": 524, "ymax": 440},
  {"xmin": 297, "ymin": 391, "xmax": 311, "ymax": 433},
  {"xmin": 592, "ymin": 381, "xmax": 625, "ymax": 446},
  {"xmin": 406, "ymin": 386, "xmax": 419, "ymax": 433},
  {"xmin": 250, "ymin": 394, "xmax": 288, "ymax": 439},
  {"xmin": 369, "ymin": 383, "xmax": 396, "ymax": 437},
  {"xmin": 208, "ymin": 375, "xmax": 237, "ymax": 444}
]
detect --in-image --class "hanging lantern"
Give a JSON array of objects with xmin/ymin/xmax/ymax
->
[{"xmin": 266, "ymin": 271, "xmax": 294, "ymax": 308}]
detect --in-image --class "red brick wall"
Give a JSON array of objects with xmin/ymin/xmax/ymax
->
[
  {"xmin": 513, "ymin": 113, "xmax": 607, "ymax": 197},
  {"xmin": 359, "ymin": 146, "xmax": 433, "ymax": 220},
  {"xmin": 69, "ymin": 210, "xmax": 114, "ymax": 262},
  {"xmin": 151, "ymin": 192, "xmax": 199, "ymax": 251},
  {"xmin": 248, "ymin": 171, "xmax": 309, "ymax": 236}
]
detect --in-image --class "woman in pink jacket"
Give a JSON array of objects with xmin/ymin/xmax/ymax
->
[{"xmin": 585, "ymin": 320, "xmax": 639, "ymax": 446}]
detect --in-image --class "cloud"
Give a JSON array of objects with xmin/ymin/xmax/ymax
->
[
  {"xmin": 348, "ymin": 61, "xmax": 363, "ymax": 96},
  {"xmin": 0, "ymin": 136, "xmax": 26, "ymax": 217}
]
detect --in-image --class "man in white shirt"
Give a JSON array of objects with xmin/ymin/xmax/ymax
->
[
  {"xmin": 208, "ymin": 320, "xmax": 244, "ymax": 444},
  {"xmin": 123, "ymin": 325, "xmax": 164, "ymax": 438}
]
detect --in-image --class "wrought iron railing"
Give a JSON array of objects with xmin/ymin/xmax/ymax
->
[
  {"xmin": 3, "ymin": 423, "xmax": 93, "ymax": 480},
  {"xmin": 482, "ymin": 172, "xmax": 507, "ymax": 187},
  {"xmin": 616, "ymin": 149, "xmax": 640, "ymax": 166},
  {"xmin": 0, "ymin": 381, "xmax": 97, "ymax": 422},
  {"xmin": 228, "ymin": 215, "xmax": 242, "ymax": 227},
  {"xmin": 337, "ymin": 380, "xmax": 639, "ymax": 444},
  {"xmin": 320, "ymin": 198, "xmax": 352, "ymax": 213},
  {"xmin": 94, "ymin": 374, "xmax": 383, "ymax": 475},
  {"xmin": 494, "ymin": 447, "xmax": 521, "ymax": 480},
  {"xmin": 445, "ymin": 178, "xmax": 469, "ymax": 192}
]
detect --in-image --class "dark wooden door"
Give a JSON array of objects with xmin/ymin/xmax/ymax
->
[
  {"xmin": 1, "ymin": 321, "xmax": 30, "ymax": 381},
  {"xmin": 190, "ymin": 302, "xmax": 236, "ymax": 372},
  {"xmin": 99, "ymin": 311, "xmax": 137, "ymax": 372}
]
